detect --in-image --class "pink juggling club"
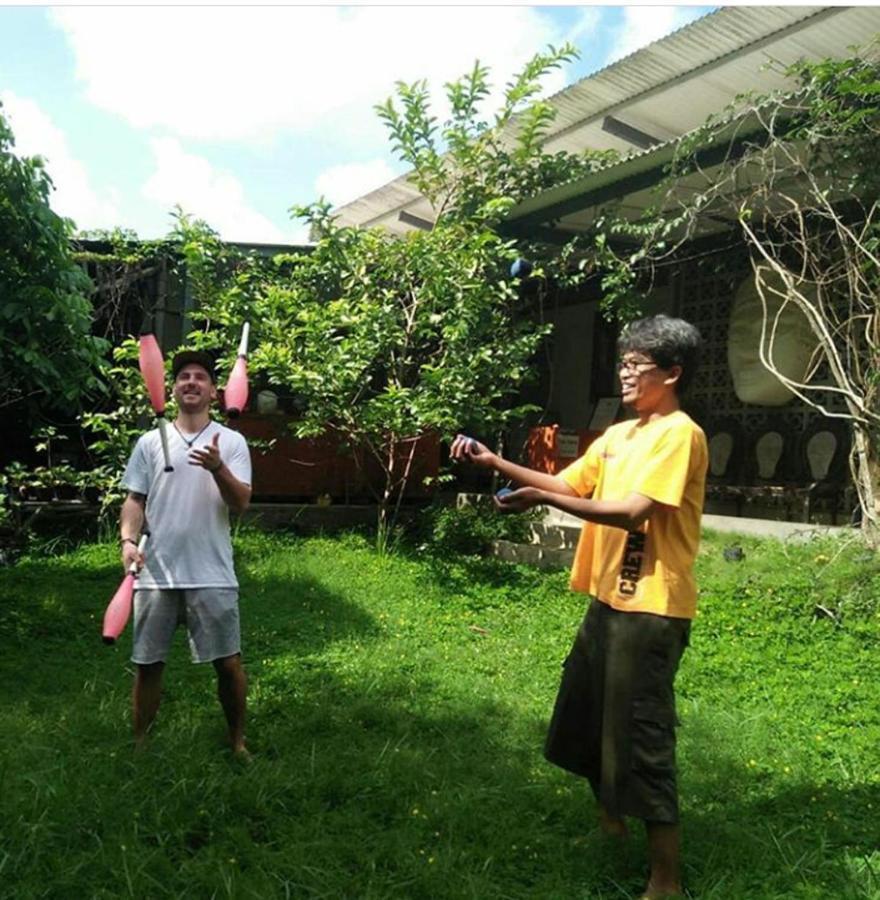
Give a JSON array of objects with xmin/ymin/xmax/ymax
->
[
  {"xmin": 102, "ymin": 534, "xmax": 148, "ymax": 645},
  {"xmin": 224, "ymin": 322, "xmax": 250, "ymax": 419},
  {"xmin": 138, "ymin": 314, "xmax": 173, "ymax": 472}
]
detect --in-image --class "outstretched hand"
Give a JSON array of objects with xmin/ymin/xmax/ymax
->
[
  {"xmin": 494, "ymin": 486, "xmax": 543, "ymax": 513},
  {"xmin": 449, "ymin": 434, "xmax": 495, "ymax": 467},
  {"xmin": 189, "ymin": 431, "xmax": 223, "ymax": 472}
]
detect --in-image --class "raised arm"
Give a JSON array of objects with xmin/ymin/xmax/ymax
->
[
  {"xmin": 210, "ymin": 462, "xmax": 252, "ymax": 515},
  {"xmin": 450, "ymin": 434, "xmax": 660, "ymax": 531},
  {"xmin": 449, "ymin": 435, "xmax": 578, "ymax": 497},
  {"xmin": 501, "ymin": 487, "xmax": 658, "ymax": 532},
  {"xmin": 189, "ymin": 432, "xmax": 252, "ymax": 514}
]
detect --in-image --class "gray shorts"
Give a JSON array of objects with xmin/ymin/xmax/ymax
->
[{"xmin": 132, "ymin": 588, "xmax": 241, "ymax": 665}]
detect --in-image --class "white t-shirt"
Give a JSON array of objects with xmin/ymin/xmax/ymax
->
[{"xmin": 122, "ymin": 420, "xmax": 252, "ymax": 589}]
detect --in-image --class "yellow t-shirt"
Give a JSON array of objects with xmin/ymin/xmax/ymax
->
[{"xmin": 559, "ymin": 410, "xmax": 708, "ymax": 619}]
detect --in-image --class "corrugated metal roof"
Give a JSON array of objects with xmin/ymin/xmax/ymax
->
[
  {"xmin": 532, "ymin": 6, "xmax": 825, "ymax": 145},
  {"xmin": 333, "ymin": 5, "xmax": 880, "ymax": 235}
]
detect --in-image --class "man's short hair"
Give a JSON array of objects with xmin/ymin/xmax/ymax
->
[
  {"xmin": 171, "ymin": 350, "xmax": 216, "ymax": 383},
  {"xmin": 617, "ymin": 314, "xmax": 703, "ymax": 393}
]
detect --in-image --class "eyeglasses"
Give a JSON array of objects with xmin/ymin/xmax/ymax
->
[{"xmin": 617, "ymin": 358, "xmax": 658, "ymax": 375}]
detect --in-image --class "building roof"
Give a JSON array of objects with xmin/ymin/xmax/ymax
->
[{"xmin": 333, "ymin": 5, "xmax": 880, "ymax": 237}]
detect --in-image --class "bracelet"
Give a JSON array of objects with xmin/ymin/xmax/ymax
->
[{"xmin": 121, "ymin": 537, "xmax": 138, "ymax": 547}]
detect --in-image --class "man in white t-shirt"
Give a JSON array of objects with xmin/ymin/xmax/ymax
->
[{"xmin": 119, "ymin": 350, "xmax": 253, "ymax": 756}]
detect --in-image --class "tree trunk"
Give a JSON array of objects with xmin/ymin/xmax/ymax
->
[
  {"xmin": 390, "ymin": 437, "xmax": 419, "ymax": 534},
  {"xmin": 852, "ymin": 422, "xmax": 880, "ymax": 549},
  {"xmin": 375, "ymin": 435, "xmax": 399, "ymax": 550}
]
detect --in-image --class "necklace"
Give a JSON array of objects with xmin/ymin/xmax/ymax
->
[{"xmin": 173, "ymin": 420, "xmax": 213, "ymax": 449}]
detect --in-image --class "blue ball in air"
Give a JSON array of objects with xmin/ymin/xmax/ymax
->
[
  {"xmin": 496, "ymin": 487, "xmax": 514, "ymax": 500},
  {"xmin": 510, "ymin": 258, "xmax": 533, "ymax": 279}
]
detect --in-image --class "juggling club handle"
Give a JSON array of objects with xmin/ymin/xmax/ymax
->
[
  {"xmin": 157, "ymin": 415, "xmax": 174, "ymax": 473},
  {"xmin": 237, "ymin": 322, "xmax": 250, "ymax": 358},
  {"xmin": 129, "ymin": 533, "xmax": 149, "ymax": 575}
]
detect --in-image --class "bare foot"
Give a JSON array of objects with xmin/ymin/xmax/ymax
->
[
  {"xmin": 231, "ymin": 743, "xmax": 253, "ymax": 764},
  {"xmin": 599, "ymin": 807, "xmax": 629, "ymax": 839}
]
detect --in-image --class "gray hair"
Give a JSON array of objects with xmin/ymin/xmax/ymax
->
[{"xmin": 617, "ymin": 314, "xmax": 702, "ymax": 393}]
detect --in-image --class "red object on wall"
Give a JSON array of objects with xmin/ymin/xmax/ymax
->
[
  {"xmin": 526, "ymin": 425, "xmax": 602, "ymax": 474},
  {"xmin": 233, "ymin": 414, "xmax": 438, "ymax": 501}
]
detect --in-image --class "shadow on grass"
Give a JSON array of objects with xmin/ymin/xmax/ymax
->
[
  {"xmin": 2, "ymin": 542, "xmax": 878, "ymax": 899},
  {"xmin": 406, "ymin": 549, "xmax": 569, "ymax": 609},
  {"xmin": 0, "ymin": 660, "xmax": 644, "ymax": 898},
  {"xmin": 232, "ymin": 664, "xmax": 650, "ymax": 900},
  {"xmin": 0, "ymin": 559, "xmax": 638, "ymax": 898},
  {"xmin": 241, "ymin": 570, "xmax": 380, "ymax": 656},
  {"xmin": 0, "ymin": 568, "xmax": 378, "ymax": 706},
  {"xmin": 0, "ymin": 552, "xmax": 122, "ymax": 648},
  {"xmin": 678, "ymin": 710, "xmax": 880, "ymax": 898},
  {"xmin": 4, "ymin": 648, "xmax": 878, "ymax": 899}
]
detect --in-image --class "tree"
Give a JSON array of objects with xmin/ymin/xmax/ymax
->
[
  {"xmin": 592, "ymin": 52, "xmax": 880, "ymax": 546},
  {"xmin": 375, "ymin": 51, "xmax": 615, "ymax": 228},
  {"xmin": 0, "ymin": 104, "xmax": 107, "ymax": 417},
  {"xmin": 188, "ymin": 47, "xmax": 615, "ymax": 538}
]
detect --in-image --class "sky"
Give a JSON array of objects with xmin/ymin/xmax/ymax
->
[{"xmin": 0, "ymin": 4, "xmax": 716, "ymax": 245}]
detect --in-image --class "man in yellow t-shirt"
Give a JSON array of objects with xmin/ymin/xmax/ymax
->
[{"xmin": 451, "ymin": 314, "xmax": 707, "ymax": 900}]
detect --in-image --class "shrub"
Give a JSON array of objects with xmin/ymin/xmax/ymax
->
[{"xmin": 417, "ymin": 498, "xmax": 538, "ymax": 556}]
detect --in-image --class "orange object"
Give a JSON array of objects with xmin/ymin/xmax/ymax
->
[
  {"xmin": 138, "ymin": 320, "xmax": 173, "ymax": 473},
  {"xmin": 138, "ymin": 333, "xmax": 166, "ymax": 414},
  {"xmin": 526, "ymin": 425, "xmax": 601, "ymax": 474},
  {"xmin": 102, "ymin": 534, "xmax": 148, "ymax": 645}
]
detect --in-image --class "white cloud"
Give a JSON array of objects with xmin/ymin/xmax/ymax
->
[
  {"xmin": 606, "ymin": 7, "xmax": 702, "ymax": 65},
  {"xmin": 563, "ymin": 7, "xmax": 605, "ymax": 52},
  {"xmin": 49, "ymin": 7, "xmax": 569, "ymax": 145},
  {"xmin": 0, "ymin": 90, "xmax": 119, "ymax": 230},
  {"xmin": 142, "ymin": 137, "xmax": 289, "ymax": 244},
  {"xmin": 314, "ymin": 159, "xmax": 398, "ymax": 208}
]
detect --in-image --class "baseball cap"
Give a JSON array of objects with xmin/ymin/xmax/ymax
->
[{"xmin": 171, "ymin": 350, "xmax": 216, "ymax": 382}]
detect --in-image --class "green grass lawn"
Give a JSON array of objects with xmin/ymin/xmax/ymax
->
[{"xmin": 1, "ymin": 527, "xmax": 879, "ymax": 899}]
